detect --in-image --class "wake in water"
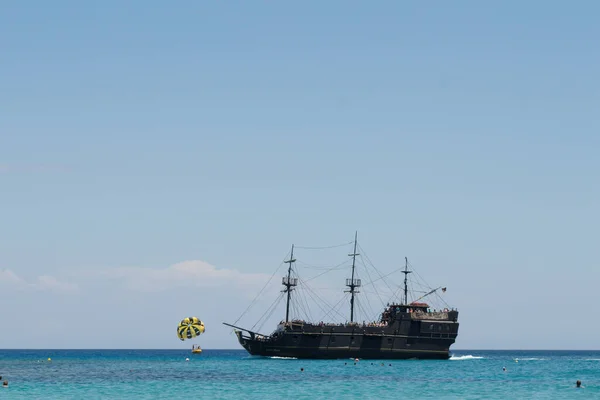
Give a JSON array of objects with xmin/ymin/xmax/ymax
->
[
  {"xmin": 269, "ymin": 356, "xmax": 298, "ymax": 359},
  {"xmin": 449, "ymin": 355, "xmax": 484, "ymax": 360}
]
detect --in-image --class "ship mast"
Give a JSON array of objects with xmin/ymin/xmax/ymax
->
[
  {"xmin": 282, "ymin": 244, "xmax": 298, "ymax": 324},
  {"xmin": 345, "ymin": 231, "xmax": 361, "ymax": 322},
  {"xmin": 402, "ymin": 256, "xmax": 412, "ymax": 305}
]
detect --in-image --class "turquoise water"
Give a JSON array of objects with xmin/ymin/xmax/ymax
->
[{"xmin": 1, "ymin": 349, "xmax": 599, "ymax": 399}]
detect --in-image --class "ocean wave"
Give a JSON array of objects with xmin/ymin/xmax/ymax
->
[
  {"xmin": 449, "ymin": 355, "xmax": 484, "ymax": 360},
  {"xmin": 515, "ymin": 358, "xmax": 545, "ymax": 361}
]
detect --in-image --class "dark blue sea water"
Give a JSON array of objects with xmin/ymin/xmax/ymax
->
[{"xmin": 1, "ymin": 349, "xmax": 599, "ymax": 399}]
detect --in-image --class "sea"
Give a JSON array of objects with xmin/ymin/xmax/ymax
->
[{"xmin": 0, "ymin": 349, "xmax": 599, "ymax": 399}]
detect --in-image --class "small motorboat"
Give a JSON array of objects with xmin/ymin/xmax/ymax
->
[{"xmin": 191, "ymin": 345, "xmax": 202, "ymax": 354}]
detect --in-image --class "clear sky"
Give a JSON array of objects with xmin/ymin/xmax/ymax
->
[{"xmin": 1, "ymin": 1, "xmax": 599, "ymax": 350}]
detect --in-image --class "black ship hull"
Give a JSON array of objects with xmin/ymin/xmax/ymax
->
[
  {"xmin": 236, "ymin": 335, "xmax": 451, "ymax": 359},
  {"xmin": 230, "ymin": 310, "xmax": 459, "ymax": 360}
]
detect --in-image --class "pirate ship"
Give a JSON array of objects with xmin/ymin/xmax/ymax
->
[{"xmin": 223, "ymin": 233, "xmax": 459, "ymax": 359}]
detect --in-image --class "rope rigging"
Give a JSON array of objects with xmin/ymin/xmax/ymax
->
[
  {"xmin": 302, "ymin": 260, "xmax": 352, "ymax": 282},
  {"xmin": 234, "ymin": 236, "xmax": 453, "ymax": 330},
  {"xmin": 294, "ymin": 241, "xmax": 354, "ymax": 250},
  {"xmin": 251, "ymin": 291, "xmax": 284, "ymax": 332},
  {"xmin": 356, "ymin": 255, "xmax": 385, "ymax": 317},
  {"xmin": 233, "ymin": 248, "xmax": 291, "ymax": 326},
  {"xmin": 357, "ymin": 244, "xmax": 396, "ymax": 296}
]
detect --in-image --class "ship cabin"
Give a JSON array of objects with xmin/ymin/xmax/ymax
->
[
  {"xmin": 382, "ymin": 302, "xmax": 459, "ymax": 325},
  {"xmin": 381, "ymin": 302, "xmax": 432, "ymax": 323}
]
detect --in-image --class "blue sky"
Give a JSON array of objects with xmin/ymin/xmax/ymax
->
[{"xmin": 1, "ymin": 1, "xmax": 599, "ymax": 349}]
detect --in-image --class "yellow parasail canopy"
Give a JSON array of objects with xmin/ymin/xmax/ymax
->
[{"xmin": 177, "ymin": 317, "xmax": 205, "ymax": 341}]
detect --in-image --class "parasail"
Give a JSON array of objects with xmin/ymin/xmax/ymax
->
[{"xmin": 177, "ymin": 317, "xmax": 205, "ymax": 341}]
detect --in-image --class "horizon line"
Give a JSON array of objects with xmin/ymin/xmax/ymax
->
[{"xmin": 2, "ymin": 348, "xmax": 600, "ymax": 351}]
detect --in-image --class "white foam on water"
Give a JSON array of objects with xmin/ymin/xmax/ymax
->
[
  {"xmin": 269, "ymin": 356, "xmax": 298, "ymax": 359},
  {"xmin": 449, "ymin": 355, "xmax": 484, "ymax": 360}
]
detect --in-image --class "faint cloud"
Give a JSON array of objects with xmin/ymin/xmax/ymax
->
[
  {"xmin": 35, "ymin": 275, "xmax": 79, "ymax": 293},
  {"xmin": 2, "ymin": 261, "xmax": 275, "ymax": 295},
  {"xmin": 0, "ymin": 269, "xmax": 25, "ymax": 284},
  {"xmin": 88, "ymin": 260, "xmax": 274, "ymax": 293},
  {"xmin": 0, "ymin": 268, "xmax": 79, "ymax": 293}
]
